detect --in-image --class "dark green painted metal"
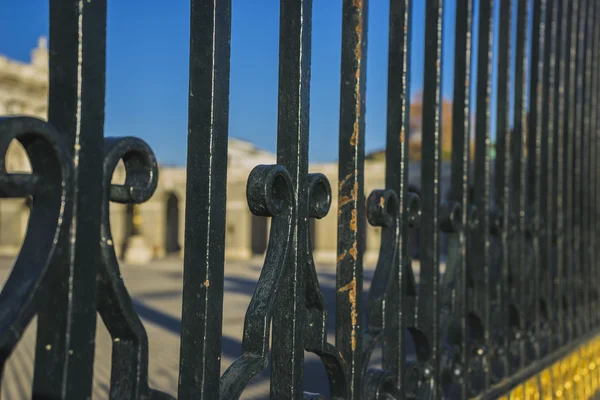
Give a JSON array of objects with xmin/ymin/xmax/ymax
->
[{"xmin": 0, "ymin": 0, "xmax": 598, "ymax": 398}]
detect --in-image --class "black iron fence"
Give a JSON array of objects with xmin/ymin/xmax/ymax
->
[{"xmin": 1, "ymin": 0, "xmax": 600, "ymax": 398}]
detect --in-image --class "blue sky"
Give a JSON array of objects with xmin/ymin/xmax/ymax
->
[{"xmin": 0, "ymin": 0, "xmax": 512, "ymax": 165}]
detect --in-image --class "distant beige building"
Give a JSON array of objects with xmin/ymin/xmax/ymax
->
[{"xmin": 2, "ymin": 38, "xmax": 438, "ymax": 265}]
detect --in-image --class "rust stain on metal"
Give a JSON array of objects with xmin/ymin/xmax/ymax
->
[
  {"xmin": 350, "ymin": 123, "xmax": 359, "ymax": 146},
  {"xmin": 337, "ymin": 6, "xmax": 364, "ymax": 353},
  {"xmin": 350, "ymin": 1, "xmax": 363, "ymax": 149},
  {"xmin": 400, "ymin": 129, "xmax": 405, "ymax": 143},
  {"xmin": 339, "ymin": 178, "xmax": 359, "ymax": 212},
  {"xmin": 339, "ymin": 277, "xmax": 358, "ymax": 351},
  {"xmin": 204, "ymin": 279, "xmax": 210, "ymax": 288},
  {"xmin": 349, "ymin": 241, "xmax": 358, "ymax": 260},
  {"xmin": 379, "ymin": 195, "xmax": 385, "ymax": 208},
  {"xmin": 350, "ymin": 209, "xmax": 358, "ymax": 232},
  {"xmin": 353, "ymin": 0, "xmax": 363, "ymax": 60},
  {"xmin": 339, "ymin": 195, "xmax": 353, "ymax": 209},
  {"xmin": 351, "ymin": 180, "xmax": 358, "ymax": 200},
  {"xmin": 339, "ymin": 172, "xmax": 353, "ymax": 191}
]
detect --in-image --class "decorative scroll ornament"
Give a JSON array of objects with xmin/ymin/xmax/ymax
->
[
  {"xmin": 304, "ymin": 173, "xmax": 347, "ymax": 399},
  {"xmin": 99, "ymin": 137, "xmax": 172, "ymax": 399},
  {"xmin": 0, "ymin": 117, "xmax": 73, "ymax": 373},
  {"xmin": 220, "ymin": 164, "xmax": 295, "ymax": 399}
]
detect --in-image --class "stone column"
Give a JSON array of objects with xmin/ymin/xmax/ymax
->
[{"xmin": 224, "ymin": 200, "xmax": 252, "ymax": 261}]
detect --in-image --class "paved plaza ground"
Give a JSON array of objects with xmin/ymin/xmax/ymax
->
[{"xmin": 0, "ymin": 256, "xmax": 393, "ymax": 399}]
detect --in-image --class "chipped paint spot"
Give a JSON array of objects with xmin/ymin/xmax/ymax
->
[
  {"xmin": 350, "ymin": 0, "xmax": 364, "ymax": 150},
  {"xmin": 337, "ymin": 250, "xmax": 347, "ymax": 263},
  {"xmin": 349, "ymin": 241, "xmax": 358, "ymax": 260},
  {"xmin": 379, "ymin": 195, "xmax": 385, "ymax": 208},
  {"xmin": 350, "ymin": 123, "xmax": 359, "ymax": 146},
  {"xmin": 339, "ymin": 278, "xmax": 358, "ymax": 351},
  {"xmin": 350, "ymin": 209, "xmax": 358, "ymax": 232},
  {"xmin": 352, "ymin": 180, "xmax": 358, "ymax": 200},
  {"xmin": 204, "ymin": 279, "xmax": 210, "ymax": 288},
  {"xmin": 339, "ymin": 195, "xmax": 353, "ymax": 208},
  {"xmin": 400, "ymin": 129, "xmax": 405, "ymax": 144},
  {"xmin": 339, "ymin": 172, "xmax": 353, "ymax": 191}
]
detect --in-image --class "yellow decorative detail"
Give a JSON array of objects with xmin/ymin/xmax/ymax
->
[
  {"xmin": 133, "ymin": 205, "xmax": 143, "ymax": 229},
  {"xmin": 472, "ymin": 335, "xmax": 600, "ymax": 399}
]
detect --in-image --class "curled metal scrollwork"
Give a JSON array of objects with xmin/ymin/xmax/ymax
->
[
  {"xmin": 99, "ymin": 137, "xmax": 172, "ymax": 399},
  {"xmin": 0, "ymin": 117, "xmax": 73, "ymax": 373},
  {"xmin": 220, "ymin": 164, "xmax": 295, "ymax": 399},
  {"xmin": 304, "ymin": 173, "xmax": 348, "ymax": 400},
  {"xmin": 361, "ymin": 189, "xmax": 402, "ymax": 400}
]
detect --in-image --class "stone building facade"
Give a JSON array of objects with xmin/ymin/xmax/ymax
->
[{"xmin": 0, "ymin": 39, "xmax": 452, "ymax": 265}]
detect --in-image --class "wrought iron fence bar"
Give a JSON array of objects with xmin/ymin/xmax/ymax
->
[
  {"xmin": 336, "ymin": 0, "xmax": 368, "ymax": 398},
  {"xmin": 383, "ymin": 0, "xmax": 411, "ymax": 392},
  {"xmin": 554, "ymin": 0, "xmax": 569, "ymax": 350},
  {"xmin": 33, "ymin": 1, "xmax": 106, "ymax": 398},
  {"xmin": 573, "ymin": 0, "xmax": 588, "ymax": 340},
  {"xmin": 492, "ymin": 0, "xmax": 513, "ymax": 383},
  {"xmin": 590, "ymin": 0, "xmax": 597, "ymax": 334},
  {"xmin": 468, "ymin": 0, "xmax": 494, "ymax": 396},
  {"xmin": 527, "ymin": 0, "xmax": 547, "ymax": 364},
  {"xmin": 538, "ymin": 0, "xmax": 556, "ymax": 360},
  {"xmin": 418, "ymin": 0, "xmax": 444, "ymax": 395},
  {"xmin": 582, "ymin": 0, "xmax": 595, "ymax": 337},
  {"xmin": 510, "ymin": 0, "xmax": 530, "ymax": 372},
  {"xmin": 591, "ymin": 0, "xmax": 598, "ymax": 331},
  {"xmin": 441, "ymin": 0, "xmax": 473, "ymax": 397},
  {"xmin": 597, "ymin": 6, "xmax": 600, "ymax": 328},
  {"xmin": 592, "ymin": 0, "xmax": 600, "ymax": 330},
  {"xmin": 564, "ymin": 0, "xmax": 579, "ymax": 346},
  {"xmin": 547, "ymin": 0, "xmax": 561, "ymax": 354},
  {"xmin": 178, "ymin": 0, "xmax": 231, "ymax": 398},
  {"xmin": 272, "ymin": 0, "xmax": 313, "ymax": 397}
]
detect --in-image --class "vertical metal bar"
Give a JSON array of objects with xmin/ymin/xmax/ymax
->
[
  {"xmin": 178, "ymin": 0, "xmax": 231, "ymax": 398},
  {"xmin": 470, "ymin": 0, "xmax": 494, "ymax": 394},
  {"xmin": 527, "ymin": 0, "xmax": 547, "ymax": 362},
  {"xmin": 564, "ymin": 0, "xmax": 579, "ymax": 344},
  {"xmin": 592, "ymin": 41, "xmax": 596, "ymax": 332},
  {"xmin": 596, "ymin": 8, "xmax": 600, "ymax": 328},
  {"xmin": 493, "ymin": 0, "xmax": 513, "ymax": 379},
  {"xmin": 336, "ymin": 0, "xmax": 367, "ymax": 397},
  {"xmin": 511, "ymin": 0, "xmax": 530, "ymax": 370},
  {"xmin": 573, "ymin": 0, "xmax": 587, "ymax": 339},
  {"xmin": 441, "ymin": 0, "xmax": 472, "ymax": 396},
  {"xmin": 383, "ymin": 0, "xmax": 410, "ymax": 392},
  {"xmin": 591, "ymin": 0, "xmax": 600, "ymax": 330},
  {"xmin": 581, "ymin": 0, "xmax": 594, "ymax": 336},
  {"xmin": 33, "ymin": 1, "xmax": 106, "ymax": 397},
  {"xmin": 272, "ymin": 0, "xmax": 313, "ymax": 397},
  {"xmin": 554, "ymin": 0, "xmax": 569, "ymax": 349},
  {"xmin": 540, "ymin": 0, "xmax": 558, "ymax": 358},
  {"xmin": 419, "ymin": 0, "xmax": 444, "ymax": 395}
]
